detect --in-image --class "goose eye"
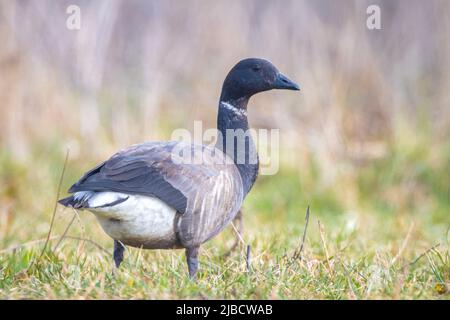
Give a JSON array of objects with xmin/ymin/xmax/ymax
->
[{"xmin": 252, "ymin": 65, "xmax": 261, "ymax": 72}]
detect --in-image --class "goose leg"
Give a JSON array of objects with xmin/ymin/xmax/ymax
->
[
  {"xmin": 185, "ymin": 246, "xmax": 199, "ymax": 279},
  {"xmin": 113, "ymin": 240, "xmax": 125, "ymax": 268}
]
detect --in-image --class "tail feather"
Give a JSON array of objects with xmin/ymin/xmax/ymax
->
[
  {"xmin": 58, "ymin": 195, "xmax": 89, "ymax": 209},
  {"xmin": 58, "ymin": 196, "xmax": 74, "ymax": 207},
  {"xmin": 58, "ymin": 191, "xmax": 128, "ymax": 209}
]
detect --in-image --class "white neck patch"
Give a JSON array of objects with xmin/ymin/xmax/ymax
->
[{"xmin": 221, "ymin": 101, "xmax": 248, "ymax": 117}]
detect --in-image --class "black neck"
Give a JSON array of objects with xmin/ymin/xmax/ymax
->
[{"xmin": 216, "ymin": 97, "xmax": 259, "ymax": 196}]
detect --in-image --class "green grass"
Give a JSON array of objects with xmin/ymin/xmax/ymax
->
[{"xmin": 0, "ymin": 136, "xmax": 449, "ymax": 299}]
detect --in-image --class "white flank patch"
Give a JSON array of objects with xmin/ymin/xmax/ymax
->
[
  {"xmin": 81, "ymin": 192, "xmax": 177, "ymax": 244},
  {"xmin": 73, "ymin": 191, "xmax": 128, "ymax": 208}
]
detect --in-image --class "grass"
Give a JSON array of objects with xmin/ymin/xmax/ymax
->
[{"xmin": 0, "ymin": 130, "xmax": 449, "ymax": 299}]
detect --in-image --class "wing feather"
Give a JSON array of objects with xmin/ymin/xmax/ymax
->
[{"xmin": 67, "ymin": 141, "xmax": 243, "ymax": 226}]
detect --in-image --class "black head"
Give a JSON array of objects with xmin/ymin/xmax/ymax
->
[{"xmin": 220, "ymin": 58, "xmax": 300, "ymax": 103}]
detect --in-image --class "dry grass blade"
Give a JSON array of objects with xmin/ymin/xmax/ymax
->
[
  {"xmin": 390, "ymin": 222, "xmax": 415, "ymax": 266},
  {"xmin": 408, "ymin": 243, "xmax": 441, "ymax": 266},
  {"xmin": 292, "ymin": 205, "xmax": 311, "ymax": 262},
  {"xmin": 63, "ymin": 236, "xmax": 111, "ymax": 255},
  {"xmin": 0, "ymin": 236, "xmax": 59, "ymax": 254},
  {"xmin": 222, "ymin": 210, "xmax": 244, "ymax": 258},
  {"xmin": 71, "ymin": 207, "xmax": 87, "ymax": 254},
  {"xmin": 318, "ymin": 220, "xmax": 333, "ymax": 277},
  {"xmin": 53, "ymin": 211, "xmax": 77, "ymax": 252},
  {"xmin": 38, "ymin": 148, "xmax": 70, "ymax": 260},
  {"xmin": 0, "ymin": 235, "xmax": 109, "ymax": 256},
  {"xmin": 246, "ymin": 245, "xmax": 251, "ymax": 272},
  {"xmin": 230, "ymin": 220, "xmax": 245, "ymax": 245}
]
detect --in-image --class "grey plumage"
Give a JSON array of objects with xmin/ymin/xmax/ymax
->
[{"xmin": 60, "ymin": 141, "xmax": 243, "ymax": 248}]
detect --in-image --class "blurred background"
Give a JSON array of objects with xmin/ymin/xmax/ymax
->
[{"xmin": 0, "ymin": 1, "xmax": 449, "ymax": 253}]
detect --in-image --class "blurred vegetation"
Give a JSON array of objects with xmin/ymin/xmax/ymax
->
[{"xmin": 0, "ymin": 0, "xmax": 449, "ymax": 299}]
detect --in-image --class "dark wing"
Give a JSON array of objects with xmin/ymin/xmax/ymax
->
[
  {"xmin": 68, "ymin": 141, "xmax": 243, "ymax": 223},
  {"xmin": 69, "ymin": 142, "xmax": 187, "ymax": 213}
]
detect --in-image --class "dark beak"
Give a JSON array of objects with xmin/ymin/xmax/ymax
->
[{"xmin": 273, "ymin": 73, "xmax": 300, "ymax": 91}]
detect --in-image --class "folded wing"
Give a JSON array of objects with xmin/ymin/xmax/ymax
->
[{"xmin": 68, "ymin": 141, "xmax": 243, "ymax": 246}]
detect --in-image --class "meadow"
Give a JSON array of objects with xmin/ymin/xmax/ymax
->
[
  {"xmin": 0, "ymin": 131, "xmax": 448, "ymax": 299},
  {"xmin": 0, "ymin": 0, "xmax": 449, "ymax": 299}
]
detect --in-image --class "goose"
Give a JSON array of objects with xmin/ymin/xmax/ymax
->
[{"xmin": 58, "ymin": 58, "xmax": 300, "ymax": 278}]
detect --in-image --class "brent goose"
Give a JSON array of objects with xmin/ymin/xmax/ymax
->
[{"xmin": 59, "ymin": 58, "xmax": 299, "ymax": 278}]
